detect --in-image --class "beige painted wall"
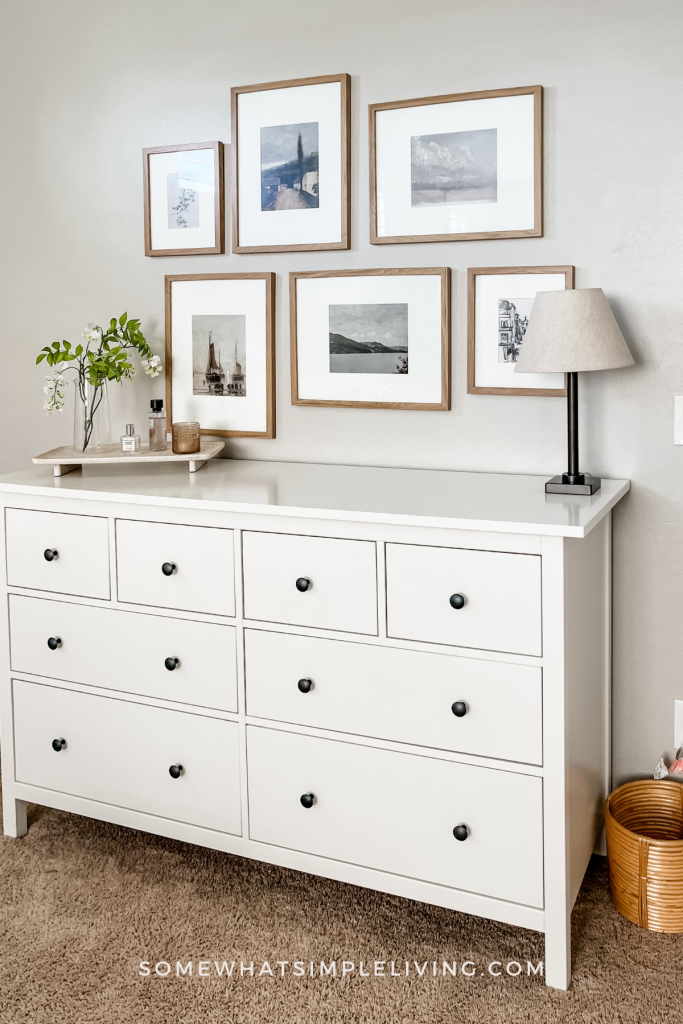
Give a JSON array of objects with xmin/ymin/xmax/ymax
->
[{"xmin": 1, "ymin": 0, "xmax": 682, "ymax": 785}]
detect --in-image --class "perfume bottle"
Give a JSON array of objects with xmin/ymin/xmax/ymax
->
[
  {"xmin": 120, "ymin": 423, "xmax": 141, "ymax": 453},
  {"xmin": 149, "ymin": 399, "xmax": 167, "ymax": 452}
]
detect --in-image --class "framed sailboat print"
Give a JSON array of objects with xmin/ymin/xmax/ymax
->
[{"xmin": 165, "ymin": 273, "xmax": 276, "ymax": 438}]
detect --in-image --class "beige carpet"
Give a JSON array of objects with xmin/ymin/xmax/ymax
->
[{"xmin": 1, "ymin": 790, "xmax": 681, "ymax": 1023}]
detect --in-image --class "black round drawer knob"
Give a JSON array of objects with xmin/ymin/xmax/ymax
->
[
  {"xmin": 300, "ymin": 793, "xmax": 316, "ymax": 808},
  {"xmin": 169, "ymin": 764, "xmax": 184, "ymax": 779},
  {"xmin": 161, "ymin": 562, "xmax": 177, "ymax": 576},
  {"xmin": 43, "ymin": 548, "xmax": 59, "ymax": 562},
  {"xmin": 165, "ymin": 657, "xmax": 180, "ymax": 672},
  {"xmin": 47, "ymin": 636, "xmax": 62, "ymax": 651},
  {"xmin": 297, "ymin": 678, "xmax": 313, "ymax": 693},
  {"xmin": 295, "ymin": 577, "xmax": 312, "ymax": 592},
  {"xmin": 453, "ymin": 824, "xmax": 469, "ymax": 842},
  {"xmin": 52, "ymin": 738, "xmax": 67, "ymax": 752},
  {"xmin": 449, "ymin": 593, "xmax": 466, "ymax": 610},
  {"xmin": 451, "ymin": 701, "xmax": 468, "ymax": 718}
]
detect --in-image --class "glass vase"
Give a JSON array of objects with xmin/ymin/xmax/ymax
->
[{"xmin": 73, "ymin": 379, "xmax": 112, "ymax": 453}]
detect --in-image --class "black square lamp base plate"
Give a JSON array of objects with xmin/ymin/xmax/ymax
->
[{"xmin": 545, "ymin": 474, "xmax": 602, "ymax": 495}]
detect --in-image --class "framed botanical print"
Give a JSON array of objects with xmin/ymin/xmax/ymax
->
[
  {"xmin": 143, "ymin": 142, "xmax": 224, "ymax": 256},
  {"xmin": 290, "ymin": 268, "xmax": 450, "ymax": 410},
  {"xmin": 369, "ymin": 85, "xmax": 542, "ymax": 245},
  {"xmin": 231, "ymin": 74, "xmax": 350, "ymax": 253},
  {"xmin": 467, "ymin": 266, "xmax": 574, "ymax": 396},
  {"xmin": 165, "ymin": 273, "xmax": 275, "ymax": 438}
]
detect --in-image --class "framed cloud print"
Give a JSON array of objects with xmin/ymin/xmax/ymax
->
[
  {"xmin": 467, "ymin": 265, "xmax": 573, "ymax": 396},
  {"xmin": 143, "ymin": 142, "xmax": 224, "ymax": 256},
  {"xmin": 231, "ymin": 74, "xmax": 350, "ymax": 253},
  {"xmin": 369, "ymin": 85, "xmax": 542, "ymax": 245},
  {"xmin": 165, "ymin": 273, "xmax": 275, "ymax": 438},
  {"xmin": 290, "ymin": 268, "xmax": 450, "ymax": 410}
]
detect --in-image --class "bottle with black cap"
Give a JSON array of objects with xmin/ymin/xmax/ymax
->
[{"xmin": 149, "ymin": 399, "xmax": 167, "ymax": 452}]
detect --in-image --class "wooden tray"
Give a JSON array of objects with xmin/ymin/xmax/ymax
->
[{"xmin": 33, "ymin": 441, "xmax": 225, "ymax": 477}]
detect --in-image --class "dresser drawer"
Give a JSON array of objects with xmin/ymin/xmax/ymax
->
[
  {"xmin": 9, "ymin": 595, "xmax": 238, "ymax": 712},
  {"xmin": 245, "ymin": 630, "xmax": 542, "ymax": 764},
  {"xmin": 242, "ymin": 532, "xmax": 377, "ymax": 635},
  {"xmin": 248, "ymin": 727, "xmax": 543, "ymax": 907},
  {"xmin": 116, "ymin": 519, "xmax": 235, "ymax": 616},
  {"xmin": 13, "ymin": 679, "xmax": 242, "ymax": 834},
  {"xmin": 5, "ymin": 508, "xmax": 110, "ymax": 600},
  {"xmin": 386, "ymin": 543, "xmax": 542, "ymax": 656}
]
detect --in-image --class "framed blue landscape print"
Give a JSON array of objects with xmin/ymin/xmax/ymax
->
[{"xmin": 232, "ymin": 74, "xmax": 350, "ymax": 254}]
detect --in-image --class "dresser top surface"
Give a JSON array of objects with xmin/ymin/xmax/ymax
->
[{"xmin": 0, "ymin": 460, "xmax": 629, "ymax": 537}]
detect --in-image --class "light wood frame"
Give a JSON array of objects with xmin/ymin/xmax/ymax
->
[
  {"xmin": 467, "ymin": 265, "xmax": 574, "ymax": 397},
  {"xmin": 290, "ymin": 268, "xmax": 450, "ymax": 410},
  {"xmin": 143, "ymin": 142, "xmax": 224, "ymax": 257},
  {"xmin": 164, "ymin": 273, "xmax": 276, "ymax": 439},
  {"xmin": 231, "ymin": 74, "xmax": 351, "ymax": 254},
  {"xmin": 369, "ymin": 85, "xmax": 543, "ymax": 245}
]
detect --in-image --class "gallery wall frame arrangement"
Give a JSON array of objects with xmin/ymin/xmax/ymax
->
[
  {"xmin": 231, "ymin": 74, "xmax": 351, "ymax": 254},
  {"xmin": 290, "ymin": 267, "xmax": 450, "ymax": 410},
  {"xmin": 467, "ymin": 265, "xmax": 574, "ymax": 396},
  {"xmin": 165, "ymin": 273, "xmax": 276, "ymax": 439},
  {"xmin": 143, "ymin": 142, "xmax": 225, "ymax": 257},
  {"xmin": 369, "ymin": 85, "xmax": 543, "ymax": 245}
]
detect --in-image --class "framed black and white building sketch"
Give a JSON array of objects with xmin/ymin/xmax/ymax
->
[
  {"xmin": 143, "ymin": 143, "xmax": 224, "ymax": 256},
  {"xmin": 369, "ymin": 86, "xmax": 542, "ymax": 245},
  {"xmin": 467, "ymin": 266, "xmax": 573, "ymax": 396},
  {"xmin": 165, "ymin": 273, "xmax": 275, "ymax": 438},
  {"xmin": 290, "ymin": 268, "xmax": 450, "ymax": 409},
  {"xmin": 231, "ymin": 74, "xmax": 350, "ymax": 253}
]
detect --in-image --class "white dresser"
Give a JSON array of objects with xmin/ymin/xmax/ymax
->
[{"xmin": 0, "ymin": 460, "xmax": 629, "ymax": 989}]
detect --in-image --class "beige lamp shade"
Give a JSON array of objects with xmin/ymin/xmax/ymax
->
[{"xmin": 514, "ymin": 288, "xmax": 635, "ymax": 373}]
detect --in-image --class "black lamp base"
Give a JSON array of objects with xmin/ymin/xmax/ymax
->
[{"xmin": 545, "ymin": 474, "xmax": 601, "ymax": 496}]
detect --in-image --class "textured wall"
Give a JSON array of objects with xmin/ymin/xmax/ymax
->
[{"xmin": 1, "ymin": 0, "xmax": 682, "ymax": 784}]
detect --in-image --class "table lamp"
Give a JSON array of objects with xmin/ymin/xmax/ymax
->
[{"xmin": 514, "ymin": 288, "xmax": 634, "ymax": 495}]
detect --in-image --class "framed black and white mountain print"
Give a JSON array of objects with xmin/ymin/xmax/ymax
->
[{"xmin": 290, "ymin": 268, "xmax": 450, "ymax": 410}]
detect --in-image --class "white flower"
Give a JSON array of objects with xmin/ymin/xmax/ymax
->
[
  {"xmin": 82, "ymin": 322, "xmax": 101, "ymax": 343},
  {"xmin": 142, "ymin": 354, "xmax": 162, "ymax": 378},
  {"xmin": 43, "ymin": 373, "xmax": 67, "ymax": 415}
]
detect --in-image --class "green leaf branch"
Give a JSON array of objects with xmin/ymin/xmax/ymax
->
[{"xmin": 37, "ymin": 314, "xmax": 162, "ymax": 450}]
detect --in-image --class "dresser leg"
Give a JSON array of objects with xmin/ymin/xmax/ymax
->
[
  {"xmin": 544, "ymin": 915, "xmax": 571, "ymax": 990},
  {"xmin": 3, "ymin": 798, "xmax": 28, "ymax": 838}
]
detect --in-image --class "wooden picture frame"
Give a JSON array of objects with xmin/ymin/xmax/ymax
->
[
  {"xmin": 467, "ymin": 265, "xmax": 574, "ymax": 396},
  {"xmin": 290, "ymin": 268, "xmax": 450, "ymax": 410},
  {"xmin": 143, "ymin": 142, "xmax": 224, "ymax": 257},
  {"xmin": 231, "ymin": 74, "xmax": 350, "ymax": 254},
  {"xmin": 165, "ymin": 273, "xmax": 275, "ymax": 438},
  {"xmin": 369, "ymin": 85, "xmax": 542, "ymax": 245}
]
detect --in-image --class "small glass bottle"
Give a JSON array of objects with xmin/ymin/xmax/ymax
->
[
  {"xmin": 120, "ymin": 423, "xmax": 141, "ymax": 453},
  {"xmin": 149, "ymin": 399, "xmax": 167, "ymax": 452}
]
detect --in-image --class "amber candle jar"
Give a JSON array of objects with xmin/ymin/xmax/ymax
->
[{"xmin": 172, "ymin": 421, "xmax": 201, "ymax": 455}]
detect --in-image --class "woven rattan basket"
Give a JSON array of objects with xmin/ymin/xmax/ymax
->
[{"xmin": 605, "ymin": 779, "xmax": 683, "ymax": 931}]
